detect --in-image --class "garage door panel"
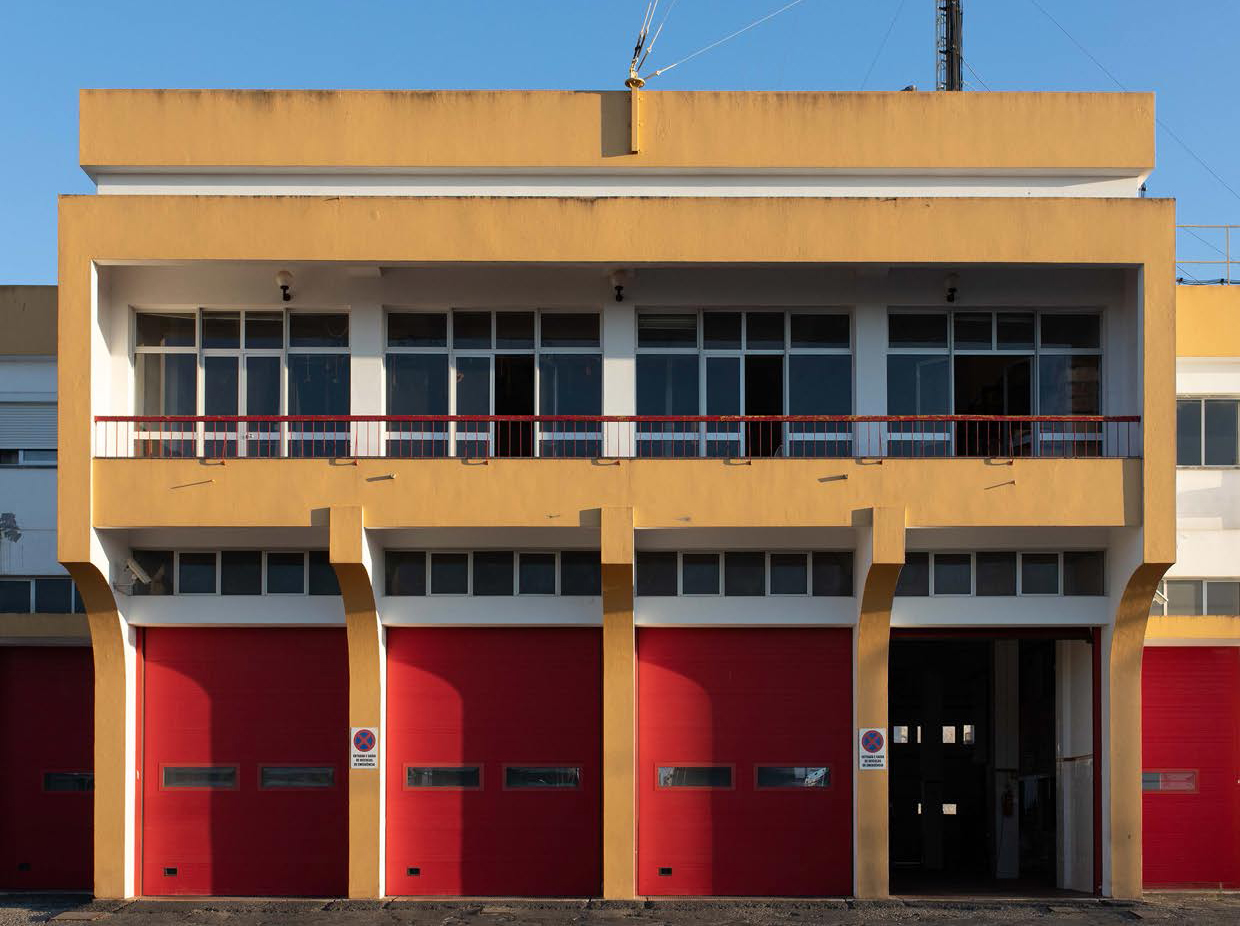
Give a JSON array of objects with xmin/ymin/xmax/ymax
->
[
  {"xmin": 1142, "ymin": 646, "xmax": 1240, "ymax": 889},
  {"xmin": 387, "ymin": 628, "xmax": 601, "ymax": 897},
  {"xmin": 0, "ymin": 647, "xmax": 94, "ymax": 891},
  {"xmin": 142, "ymin": 628, "xmax": 348, "ymax": 897},
  {"xmin": 638, "ymin": 628, "xmax": 852, "ymax": 897}
]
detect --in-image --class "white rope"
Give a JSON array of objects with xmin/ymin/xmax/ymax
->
[
  {"xmin": 636, "ymin": 0, "xmax": 681, "ymax": 73},
  {"xmin": 642, "ymin": 0, "xmax": 812, "ymax": 81},
  {"xmin": 630, "ymin": 1, "xmax": 660, "ymax": 73}
]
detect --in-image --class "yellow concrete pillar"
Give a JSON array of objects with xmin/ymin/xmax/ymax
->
[
  {"xmin": 330, "ymin": 506, "xmax": 383, "ymax": 899},
  {"xmin": 63, "ymin": 562, "xmax": 131, "ymax": 900},
  {"xmin": 600, "ymin": 506, "xmax": 636, "ymax": 899},
  {"xmin": 1106, "ymin": 562, "xmax": 1168, "ymax": 899},
  {"xmin": 852, "ymin": 506, "xmax": 905, "ymax": 900}
]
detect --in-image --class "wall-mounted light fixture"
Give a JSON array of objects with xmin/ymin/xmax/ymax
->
[
  {"xmin": 944, "ymin": 272, "xmax": 960, "ymax": 304},
  {"xmin": 275, "ymin": 269, "xmax": 294, "ymax": 303},
  {"xmin": 609, "ymin": 269, "xmax": 634, "ymax": 302}
]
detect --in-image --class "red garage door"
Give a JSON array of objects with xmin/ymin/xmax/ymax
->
[
  {"xmin": 142, "ymin": 628, "xmax": 348, "ymax": 896},
  {"xmin": 386, "ymin": 628, "xmax": 601, "ymax": 896},
  {"xmin": 0, "ymin": 646, "xmax": 93, "ymax": 890},
  {"xmin": 638, "ymin": 628, "xmax": 853, "ymax": 896},
  {"xmin": 1142, "ymin": 645, "xmax": 1240, "ymax": 889}
]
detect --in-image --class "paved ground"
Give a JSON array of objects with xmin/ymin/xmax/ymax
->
[{"xmin": 2, "ymin": 896, "xmax": 1239, "ymax": 926}]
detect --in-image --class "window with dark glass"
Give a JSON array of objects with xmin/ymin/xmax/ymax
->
[
  {"xmin": 889, "ymin": 313, "xmax": 948, "ymax": 348},
  {"xmin": 996, "ymin": 313, "xmax": 1035, "ymax": 350},
  {"xmin": 769, "ymin": 553, "xmax": 808, "ymax": 595},
  {"xmin": 519, "ymin": 553, "xmax": 556, "ymax": 595},
  {"xmin": 1206, "ymin": 581, "xmax": 1240, "ymax": 615},
  {"xmin": 638, "ymin": 314, "xmax": 698, "ymax": 348},
  {"xmin": 386, "ymin": 551, "xmax": 427, "ymax": 596},
  {"xmin": 1021, "ymin": 553, "xmax": 1060, "ymax": 595},
  {"xmin": 34, "ymin": 577, "xmax": 72, "ymax": 613},
  {"xmin": 430, "ymin": 553, "xmax": 469, "ymax": 595},
  {"xmin": 162, "ymin": 766, "xmax": 237, "ymax": 789},
  {"xmin": 0, "ymin": 579, "xmax": 31, "ymax": 613},
  {"xmin": 202, "ymin": 311, "xmax": 240, "ymax": 349},
  {"xmin": 473, "ymin": 551, "xmax": 514, "ymax": 596},
  {"xmin": 724, "ymin": 552, "xmax": 766, "ymax": 596},
  {"xmin": 681, "ymin": 553, "xmax": 721, "ymax": 595},
  {"xmin": 245, "ymin": 312, "xmax": 284, "ymax": 349},
  {"xmin": 136, "ymin": 312, "xmax": 196, "ymax": 348},
  {"xmin": 131, "ymin": 550, "xmax": 174, "ymax": 596},
  {"xmin": 895, "ymin": 552, "xmax": 930, "ymax": 597},
  {"xmin": 1063, "ymin": 551, "xmax": 1105, "ymax": 596},
  {"xmin": 406, "ymin": 766, "xmax": 480, "ymax": 788},
  {"xmin": 43, "ymin": 772, "xmax": 94, "ymax": 792},
  {"xmin": 975, "ymin": 553, "xmax": 1017, "ymax": 596},
  {"xmin": 388, "ymin": 312, "xmax": 447, "ymax": 347},
  {"xmin": 1040, "ymin": 314, "xmax": 1100, "ymax": 350},
  {"xmin": 559, "ymin": 551, "xmax": 601, "ymax": 596},
  {"xmin": 703, "ymin": 312, "xmax": 742, "ymax": 349},
  {"xmin": 1204, "ymin": 399, "xmax": 1240, "ymax": 466},
  {"xmin": 745, "ymin": 312, "xmax": 785, "ymax": 349},
  {"xmin": 954, "ymin": 313, "xmax": 992, "ymax": 349},
  {"xmin": 452, "ymin": 311, "xmax": 492, "ymax": 349},
  {"xmin": 308, "ymin": 550, "xmax": 340, "ymax": 596},
  {"xmin": 221, "ymin": 551, "xmax": 263, "ymax": 595},
  {"xmin": 934, "ymin": 554, "xmax": 972, "ymax": 595},
  {"xmin": 791, "ymin": 314, "xmax": 849, "ymax": 348},
  {"xmin": 812, "ymin": 552, "xmax": 853, "ymax": 597},
  {"xmin": 1166, "ymin": 580, "xmax": 1203, "ymax": 615},
  {"xmin": 289, "ymin": 313, "xmax": 349, "ymax": 348},
  {"xmin": 657, "ymin": 766, "xmax": 732, "ymax": 788},
  {"xmin": 265, "ymin": 552, "xmax": 306, "ymax": 595},
  {"xmin": 755, "ymin": 766, "xmax": 829, "ymax": 789},
  {"xmin": 1177, "ymin": 399, "xmax": 1203, "ymax": 466},
  {"xmin": 260, "ymin": 766, "xmax": 335, "ymax": 789},
  {"xmin": 496, "ymin": 312, "xmax": 535, "ymax": 349},
  {"xmin": 505, "ymin": 766, "xmax": 582, "ymax": 789},
  {"xmin": 636, "ymin": 552, "xmax": 678, "ymax": 597},
  {"xmin": 540, "ymin": 313, "xmax": 600, "ymax": 348},
  {"xmin": 178, "ymin": 552, "xmax": 218, "ymax": 594}
]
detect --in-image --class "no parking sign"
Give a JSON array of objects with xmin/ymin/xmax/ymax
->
[
  {"xmin": 858, "ymin": 727, "xmax": 887, "ymax": 770},
  {"xmin": 351, "ymin": 727, "xmax": 379, "ymax": 769}
]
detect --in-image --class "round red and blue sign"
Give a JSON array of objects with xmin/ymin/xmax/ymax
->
[
  {"xmin": 353, "ymin": 729, "xmax": 376, "ymax": 753},
  {"xmin": 861, "ymin": 729, "xmax": 885, "ymax": 754}
]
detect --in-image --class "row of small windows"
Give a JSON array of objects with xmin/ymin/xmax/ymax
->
[
  {"xmin": 1176, "ymin": 398, "xmax": 1239, "ymax": 467},
  {"xmin": 655, "ymin": 766, "xmax": 830, "ymax": 790},
  {"xmin": 159, "ymin": 765, "xmax": 336, "ymax": 790},
  {"xmin": 402, "ymin": 766, "xmax": 583, "ymax": 790},
  {"xmin": 635, "ymin": 552, "xmax": 853, "ymax": 598},
  {"xmin": 1150, "ymin": 579, "xmax": 1240, "ymax": 616},
  {"xmin": 385, "ymin": 551, "xmax": 602, "ymax": 597},
  {"xmin": 128, "ymin": 550, "xmax": 340, "ymax": 597},
  {"xmin": 0, "ymin": 576, "xmax": 86, "ymax": 614},
  {"xmin": 0, "ymin": 449, "xmax": 57, "ymax": 467},
  {"xmin": 894, "ymin": 551, "xmax": 1106, "ymax": 597}
]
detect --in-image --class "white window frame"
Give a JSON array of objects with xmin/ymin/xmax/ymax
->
[{"xmin": 1175, "ymin": 395, "xmax": 1240, "ymax": 469}]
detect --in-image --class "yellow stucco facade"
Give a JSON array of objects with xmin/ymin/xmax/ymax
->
[{"xmin": 55, "ymin": 89, "xmax": 1176, "ymax": 901}]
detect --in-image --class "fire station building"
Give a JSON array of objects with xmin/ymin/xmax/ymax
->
[{"xmin": 1, "ymin": 88, "xmax": 1236, "ymax": 899}]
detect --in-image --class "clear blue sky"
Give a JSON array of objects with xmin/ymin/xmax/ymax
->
[{"xmin": 2, "ymin": 0, "xmax": 1238, "ymax": 284}]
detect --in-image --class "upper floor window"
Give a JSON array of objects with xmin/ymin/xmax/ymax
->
[
  {"xmin": 1176, "ymin": 398, "xmax": 1239, "ymax": 467},
  {"xmin": 134, "ymin": 310, "xmax": 350, "ymax": 457},
  {"xmin": 895, "ymin": 551, "xmax": 1105, "ymax": 597},
  {"xmin": 385, "ymin": 310, "xmax": 601, "ymax": 458},
  {"xmin": 887, "ymin": 310, "xmax": 1101, "ymax": 457},
  {"xmin": 0, "ymin": 576, "xmax": 86, "ymax": 614},
  {"xmin": 0, "ymin": 402, "xmax": 57, "ymax": 464},
  {"xmin": 127, "ymin": 549, "xmax": 339, "ymax": 597},
  {"xmin": 635, "ymin": 308, "xmax": 852, "ymax": 457},
  {"xmin": 1151, "ymin": 579, "xmax": 1240, "ymax": 616}
]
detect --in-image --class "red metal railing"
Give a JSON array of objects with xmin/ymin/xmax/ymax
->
[{"xmin": 93, "ymin": 415, "xmax": 1141, "ymax": 460}]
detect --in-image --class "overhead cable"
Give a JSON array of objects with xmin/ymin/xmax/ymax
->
[
  {"xmin": 641, "ymin": 0, "xmax": 812, "ymax": 81},
  {"xmin": 860, "ymin": 0, "xmax": 910, "ymax": 91}
]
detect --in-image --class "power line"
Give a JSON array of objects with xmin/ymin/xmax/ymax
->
[
  {"xmin": 962, "ymin": 57, "xmax": 990, "ymax": 91},
  {"xmin": 1026, "ymin": 0, "xmax": 1240, "ymax": 207},
  {"xmin": 860, "ymin": 0, "xmax": 909, "ymax": 91},
  {"xmin": 642, "ymin": 0, "xmax": 813, "ymax": 81}
]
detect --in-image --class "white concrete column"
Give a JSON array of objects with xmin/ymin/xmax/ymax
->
[
  {"xmin": 853, "ymin": 303, "xmax": 887, "ymax": 455},
  {"xmin": 602, "ymin": 303, "xmax": 636, "ymax": 456},
  {"xmin": 349, "ymin": 303, "xmax": 385, "ymax": 455}
]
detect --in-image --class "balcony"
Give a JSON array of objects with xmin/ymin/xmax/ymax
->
[{"xmin": 94, "ymin": 415, "xmax": 1141, "ymax": 461}]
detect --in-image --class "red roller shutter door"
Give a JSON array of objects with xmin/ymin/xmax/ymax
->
[
  {"xmin": 1142, "ymin": 645, "xmax": 1240, "ymax": 889},
  {"xmin": 142, "ymin": 628, "xmax": 348, "ymax": 896},
  {"xmin": 638, "ymin": 628, "xmax": 853, "ymax": 896},
  {"xmin": 0, "ymin": 646, "xmax": 93, "ymax": 890},
  {"xmin": 386, "ymin": 628, "xmax": 601, "ymax": 896}
]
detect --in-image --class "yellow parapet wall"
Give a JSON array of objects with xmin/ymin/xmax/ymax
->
[
  {"xmin": 0, "ymin": 285, "xmax": 57, "ymax": 355},
  {"xmin": 79, "ymin": 89, "xmax": 1155, "ymax": 174},
  {"xmin": 1177, "ymin": 285, "xmax": 1240, "ymax": 358}
]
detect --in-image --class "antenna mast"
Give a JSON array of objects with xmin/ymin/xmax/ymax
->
[{"xmin": 936, "ymin": 0, "xmax": 964, "ymax": 91}]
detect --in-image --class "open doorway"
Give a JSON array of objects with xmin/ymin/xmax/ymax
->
[{"xmin": 889, "ymin": 634, "xmax": 1095, "ymax": 896}]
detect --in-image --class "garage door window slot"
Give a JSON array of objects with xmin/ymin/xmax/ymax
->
[
  {"xmin": 754, "ymin": 766, "xmax": 830, "ymax": 789},
  {"xmin": 656, "ymin": 765, "xmax": 734, "ymax": 789},
  {"xmin": 42, "ymin": 771, "xmax": 94, "ymax": 793},
  {"xmin": 1142, "ymin": 770, "xmax": 1199, "ymax": 793},
  {"xmin": 259, "ymin": 766, "xmax": 336, "ymax": 789},
  {"xmin": 161, "ymin": 765, "xmax": 239, "ymax": 790},
  {"xmin": 503, "ymin": 766, "xmax": 583, "ymax": 789},
  {"xmin": 404, "ymin": 766, "xmax": 482, "ymax": 789}
]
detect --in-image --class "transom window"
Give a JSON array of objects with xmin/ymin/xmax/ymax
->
[
  {"xmin": 634, "ymin": 551, "xmax": 852, "ymax": 597},
  {"xmin": 384, "ymin": 550, "xmax": 601, "ymax": 597},
  {"xmin": 1151, "ymin": 579, "xmax": 1240, "ymax": 616},
  {"xmin": 385, "ymin": 309, "xmax": 601, "ymax": 457},
  {"xmin": 887, "ymin": 310, "xmax": 1102, "ymax": 457},
  {"xmin": 895, "ymin": 551, "xmax": 1105, "ymax": 597},
  {"xmin": 127, "ymin": 550, "xmax": 339, "ymax": 597},
  {"xmin": 635, "ymin": 308, "xmax": 852, "ymax": 457},
  {"xmin": 133, "ymin": 309, "xmax": 350, "ymax": 457},
  {"xmin": 0, "ymin": 576, "xmax": 86, "ymax": 614},
  {"xmin": 1176, "ymin": 397, "xmax": 1239, "ymax": 466}
]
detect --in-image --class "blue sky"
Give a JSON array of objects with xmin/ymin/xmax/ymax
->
[{"xmin": 2, "ymin": 0, "xmax": 1237, "ymax": 283}]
